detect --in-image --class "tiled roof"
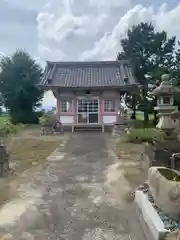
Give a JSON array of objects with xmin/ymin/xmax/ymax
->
[{"xmin": 39, "ymin": 60, "xmax": 138, "ymax": 88}]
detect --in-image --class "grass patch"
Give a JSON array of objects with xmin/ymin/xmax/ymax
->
[
  {"xmin": 0, "ymin": 126, "xmax": 65, "ymax": 207},
  {"xmin": 134, "ymin": 119, "xmax": 155, "ymax": 128},
  {"xmin": 127, "ymin": 113, "xmax": 156, "ymax": 128},
  {"xmin": 7, "ymin": 133, "xmax": 62, "ymax": 173},
  {"xmin": 0, "ymin": 115, "xmax": 9, "ymax": 127},
  {"xmin": 124, "ymin": 128, "xmax": 162, "ymax": 143},
  {"xmin": 135, "ymin": 113, "xmax": 154, "ymax": 121}
]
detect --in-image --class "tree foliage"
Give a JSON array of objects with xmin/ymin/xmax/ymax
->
[
  {"xmin": 0, "ymin": 93, "xmax": 3, "ymax": 115},
  {"xmin": 118, "ymin": 22, "xmax": 176, "ymax": 123},
  {"xmin": 0, "ymin": 50, "xmax": 43, "ymax": 124},
  {"xmin": 172, "ymin": 41, "xmax": 180, "ymax": 84}
]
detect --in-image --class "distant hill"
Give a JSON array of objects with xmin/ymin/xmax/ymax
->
[
  {"xmin": 1, "ymin": 106, "xmax": 56, "ymax": 113},
  {"xmin": 40, "ymin": 106, "xmax": 56, "ymax": 112}
]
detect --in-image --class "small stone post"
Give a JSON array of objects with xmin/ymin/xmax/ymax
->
[{"xmin": 0, "ymin": 140, "xmax": 9, "ymax": 176}]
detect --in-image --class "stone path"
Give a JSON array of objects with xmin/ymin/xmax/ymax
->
[{"xmin": 0, "ymin": 133, "xmax": 146, "ymax": 240}]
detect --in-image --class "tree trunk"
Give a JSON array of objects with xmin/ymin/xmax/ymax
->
[
  {"xmin": 153, "ymin": 97, "xmax": 158, "ymax": 126},
  {"xmin": 132, "ymin": 94, "xmax": 136, "ymax": 120},
  {"xmin": 142, "ymin": 86, "xmax": 149, "ymax": 127},
  {"xmin": 153, "ymin": 111, "xmax": 158, "ymax": 126}
]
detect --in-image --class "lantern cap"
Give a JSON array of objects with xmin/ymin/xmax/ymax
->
[
  {"xmin": 151, "ymin": 74, "xmax": 180, "ymax": 96},
  {"xmin": 161, "ymin": 74, "xmax": 170, "ymax": 82}
]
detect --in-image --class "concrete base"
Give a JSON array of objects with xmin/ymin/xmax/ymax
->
[{"xmin": 134, "ymin": 190, "xmax": 170, "ymax": 240}]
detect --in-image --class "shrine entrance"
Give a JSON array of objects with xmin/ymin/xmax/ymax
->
[{"xmin": 77, "ymin": 99, "xmax": 99, "ymax": 124}]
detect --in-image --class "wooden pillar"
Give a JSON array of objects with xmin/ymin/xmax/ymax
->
[
  {"xmin": 56, "ymin": 89, "xmax": 60, "ymax": 121},
  {"xmin": 99, "ymin": 92, "xmax": 103, "ymax": 124},
  {"xmin": 73, "ymin": 98, "xmax": 77, "ymax": 124},
  {"xmin": 73, "ymin": 91, "xmax": 77, "ymax": 125},
  {"xmin": 99, "ymin": 92, "xmax": 104, "ymax": 132}
]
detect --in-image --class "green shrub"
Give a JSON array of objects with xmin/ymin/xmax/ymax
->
[
  {"xmin": 10, "ymin": 111, "xmax": 40, "ymax": 125},
  {"xmin": 0, "ymin": 120, "xmax": 25, "ymax": 137},
  {"xmin": 39, "ymin": 113, "xmax": 56, "ymax": 125},
  {"xmin": 124, "ymin": 128, "xmax": 163, "ymax": 143}
]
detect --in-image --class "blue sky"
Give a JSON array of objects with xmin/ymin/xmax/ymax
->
[{"xmin": 1, "ymin": 0, "xmax": 180, "ymax": 107}]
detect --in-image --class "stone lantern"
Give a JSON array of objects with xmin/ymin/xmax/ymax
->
[
  {"xmin": 151, "ymin": 74, "xmax": 180, "ymax": 137},
  {"xmin": 171, "ymin": 109, "xmax": 180, "ymax": 136}
]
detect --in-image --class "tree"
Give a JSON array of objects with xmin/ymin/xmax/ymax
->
[
  {"xmin": 0, "ymin": 93, "xmax": 3, "ymax": 115},
  {"xmin": 169, "ymin": 41, "xmax": 180, "ymax": 111},
  {"xmin": 172, "ymin": 41, "xmax": 180, "ymax": 84},
  {"xmin": 118, "ymin": 22, "xmax": 176, "ymax": 125},
  {"xmin": 0, "ymin": 50, "xmax": 43, "ymax": 124},
  {"xmin": 124, "ymin": 89, "xmax": 141, "ymax": 119}
]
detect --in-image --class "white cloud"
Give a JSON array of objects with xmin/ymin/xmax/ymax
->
[
  {"xmin": 0, "ymin": 51, "xmax": 5, "ymax": 56},
  {"xmin": 79, "ymin": 4, "xmax": 180, "ymax": 61},
  {"xmin": 90, "ymin": 0, "xmax": 131, "ymax": 8},
  {"xmin": 37, "ymin": 1, "xmax": 180, "ymax": 106},
  {"xmin": 5, "ymin": 0, "xmax": 47, "ymax": 11},
  {"xmin": 37, "ymin": 1, "xmax": 180, "ymax": 62},
  {"xmin": 155, "ymin": 3, "xmax": 180, "ymax": 36},
  {"xmin": 37, "ymin": 0, "xmax": 131, "ymax": 62},
  {"xmin": 42, "ymin": 91, "xmax": 56, "ymax": 107}
]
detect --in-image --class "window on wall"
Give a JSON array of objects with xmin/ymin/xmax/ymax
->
[
  {"xmin": 104, "ymin": 99, "xmax": 116, "ymax": 112},
  {"xmin": 60, "ymin": 100, "xmax": 72, "ymax": 112}
]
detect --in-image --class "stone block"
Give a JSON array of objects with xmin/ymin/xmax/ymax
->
[
  {"xmin": 135, "ymin": 190, "xmax": 169, "ymax": 240},
  {"xmin": 148, "ymin": 167, "xmax": 180, "ymax": 219}
]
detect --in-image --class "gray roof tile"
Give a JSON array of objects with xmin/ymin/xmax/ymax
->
[{"xmin": 39, "ymin": 61, "xmax": 137, "ymax": 88}]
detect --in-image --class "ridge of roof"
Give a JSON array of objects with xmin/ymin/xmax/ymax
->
[{"xmin": 46, "ymin": 60, "xmax": 131, "ymax": 67}]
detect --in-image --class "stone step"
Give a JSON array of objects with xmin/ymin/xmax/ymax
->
[
  {"xmin": 62, "ymin": 125, "xmax": 113, "ymax": 132},
  {"xmin": 74, "ymin": 125, "xmax": 103, "ymax": 132}
]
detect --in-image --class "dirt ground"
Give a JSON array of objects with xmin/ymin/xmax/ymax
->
[
  {"xmin": 0, "ymin": 132, "xmax": 146, "ymax": 240},
  {"xmin": 111, "ymin": 138, "xmax": 147, "ymax": 189},
  {"xmin": 0, "ymin": 128, "xmax": 67, "ymax": 208}
]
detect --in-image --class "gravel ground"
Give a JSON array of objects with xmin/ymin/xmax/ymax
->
[{"xmin": 0, "ymin": 132, "xmax": 146, "ymax": 240}]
